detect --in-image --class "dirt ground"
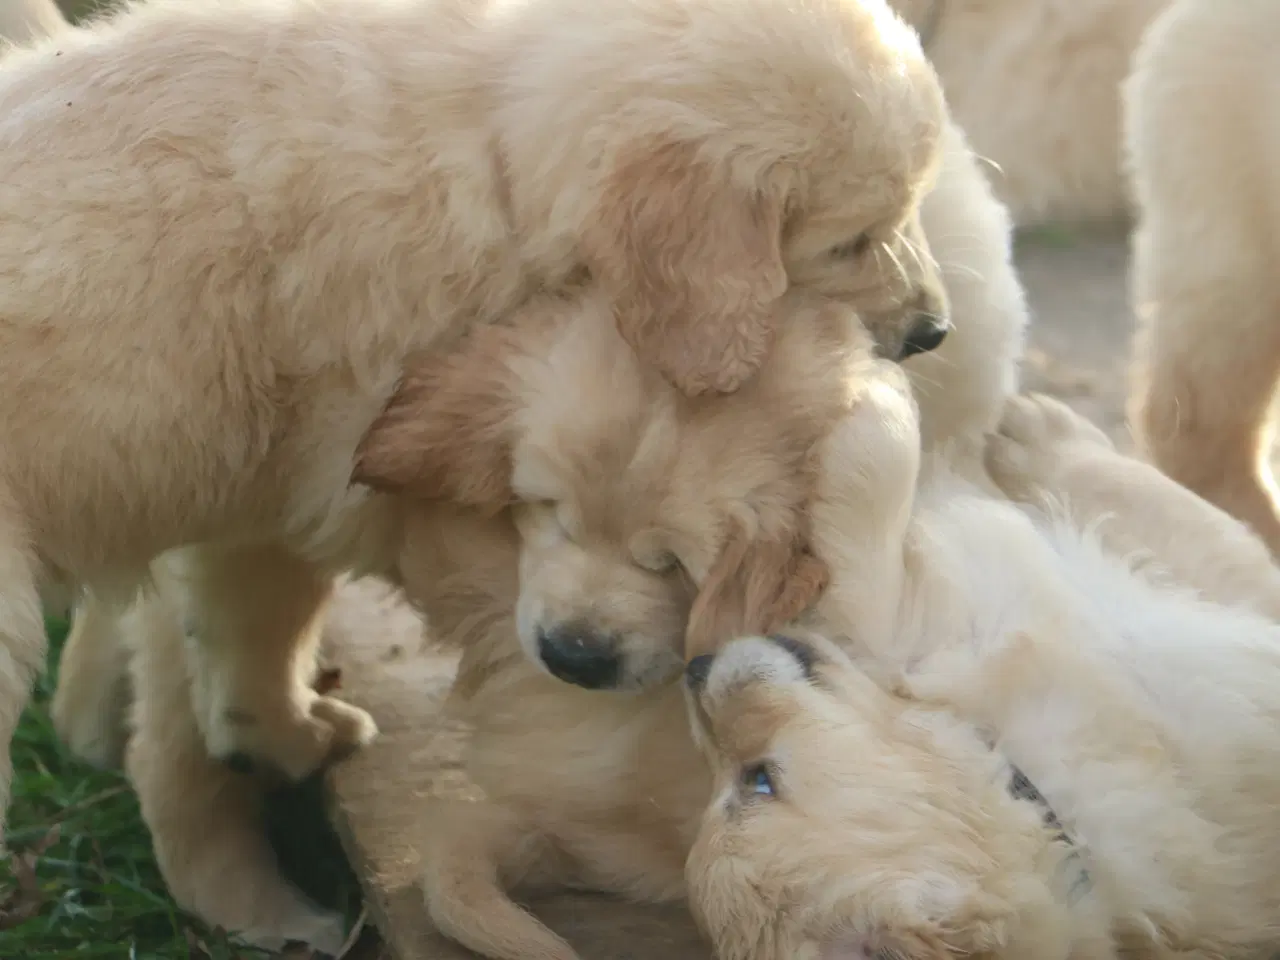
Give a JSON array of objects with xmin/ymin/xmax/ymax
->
[{"xmin": 324, "ymin": 226, "xmax": 1140, "ymax": 959}]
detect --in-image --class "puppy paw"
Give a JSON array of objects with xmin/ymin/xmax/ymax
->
[
  {"xmin": 239, "ymin": 905, "xmax": 347, "ymax": 957},
  {"xmin": 900, "ymin": 645, "xmax": 984, "ymax": 709},
  {"xmin": 206, "ymin": 693, "xmax": 378, "ymax": 781},
  {"xmin": 985, "ymin": 393, "xmax": 1112, "ymax": 504},
  {"xmin": 51, "ymin": 668, "xmax": 132, "ymax": 771}
]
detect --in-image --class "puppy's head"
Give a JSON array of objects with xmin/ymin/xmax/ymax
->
[
  {"xmin": 684, "ymin": 634, "xmax": 1076, "ymax": 960},
  {"xmin": 492, "ymin": 0, "xmax": 948, "ymax": 395},
  {"xmin": 355, "ymin": 291, "xmax": 870, "ymax": 690}
]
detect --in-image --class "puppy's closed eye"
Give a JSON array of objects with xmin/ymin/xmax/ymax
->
[{"xmin": 829, "ymin": 233, "xmax": 873, "ymax": 259}]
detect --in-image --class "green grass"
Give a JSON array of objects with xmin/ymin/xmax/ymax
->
[{"xmin": 0, "ymin": 621, "xmax": 369, "ymax": 960}]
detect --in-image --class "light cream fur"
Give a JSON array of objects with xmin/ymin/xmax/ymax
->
[
  {"xmin": 1125, "ymin": 0, "xmax": 1280, "ymax": 558},
  {"xmin": 687, "ymin": 388, "xmax": 1280, "ymax": 960},
  {"xmin": 891, "ymin": 0, "xmax": 1169, "ymax": 225},
  {"xmin": 0, "ymin": 0, "xmax": 65, "ymax": 47},
  {"xmin": 2, "ymin": 0, "xmax": 949, "ymax": 838}
]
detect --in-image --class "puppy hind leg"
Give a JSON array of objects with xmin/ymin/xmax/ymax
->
[
  {"xmin": 1130, "ymin": 290, "xmax": 1280, "ymax": 559},
  {"xmin": 421, "ymin": 797, "xmax": 581, "ymax": 960},
  {"xmin": 126, "ymin": 586, "xmax": 345, "ymax": 954},
  {"xmin": 988, "ymin": 393, "xmax": 1280, "ymax": 621},
  {"xmin": 167, "ymin": 544, "xmax": 377, "ymax": 782},
  {"xmin": 51, "ymin": 589, "xmax": 134, "ymax": 770}
]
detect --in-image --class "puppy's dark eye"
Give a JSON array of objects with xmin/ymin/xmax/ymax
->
[
  {"xmin": 830, "ymin": 233, "xmax": 873, "ymax": 259},
  {"xmin": 741, "ymin": 762, "xmax": 777, "ymax": 799}
]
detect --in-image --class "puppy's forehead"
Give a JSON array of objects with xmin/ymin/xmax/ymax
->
[{"xmin": 508, "ymin": 307, "xmax": 679, "ymax": 519}]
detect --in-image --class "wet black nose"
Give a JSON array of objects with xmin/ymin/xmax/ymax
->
[
  {"xmin": 685, "ymin": 654, "xmax": 715, "ymax": 692},
  {"xmin": 537, "ymin": 624, "xmax": 622, "ymax": 690},
  {"xmin": 900, "ymin": 312, "xmax": 949, "ymax": 359}
]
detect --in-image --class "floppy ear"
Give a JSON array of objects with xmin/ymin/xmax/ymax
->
[
  {"xmin": 585, "ymin": 138, "xmax": 788, "ymax": 397},
  {"xmin": 352, "ymin": 327, "xmax": 523, "ymax": 514},
  {"xmin": 685, "ymin": 518, "xmax": 829, "ymax": 659}
]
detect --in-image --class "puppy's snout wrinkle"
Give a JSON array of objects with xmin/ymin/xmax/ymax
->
[
  {"xmin": 900, "ymin": 309, "xmax": 950, "ymax": 359},
  {"xmin": 685, "ymin": 654, "xmax": 715, "ymax": 692},
  {"xmin": 536, "ymin": 622, "xmax": 623, "ymax": 690}
]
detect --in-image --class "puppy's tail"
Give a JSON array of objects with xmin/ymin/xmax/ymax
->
[{"xmin": 421, "ymin": 798, "xmax": 580, "ymax": 960}]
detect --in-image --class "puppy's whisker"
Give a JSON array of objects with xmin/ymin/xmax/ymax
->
[{"xmin": 879, "ymin": 241, "xmax": 908, "ymax": 286}]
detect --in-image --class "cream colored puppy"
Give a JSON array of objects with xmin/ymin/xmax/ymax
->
[
  {"xmin": 1126, "ymin": 0, "xmax": 1280, "ymax": 557},
  {"xmin": 0, "ymin": 0, "xmax": 949, "ymax": 839},
  {"xmin": 687, "ymin": 390, "xmax": 1280, "ymax": 960},
  {"xmin": 891, "ymin": 0, "xmax": 1169, "ymax": 225}
]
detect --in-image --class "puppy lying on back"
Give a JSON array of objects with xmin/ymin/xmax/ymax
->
[
  {"xmin": 7, "ymin": 0, "xmax": 948, "ymax": 841},
  {"xmin": 686, "ymin": 390, "xmax": 1280, "ymax": 960}
]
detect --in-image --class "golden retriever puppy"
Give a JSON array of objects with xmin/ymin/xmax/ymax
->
[
  {"xmin": 1125, "ymin": 0, "xmax": 1280, "ymax": 557},
  {"xmin": 1, "ymin": 0, "xmax": 948, "ymax": 837},
  {"xmin": 686, "ymin": 390, "xmax": 1280, "ymax": 960},
  {"xmin": 891, "ymin": 0, "xmax": 1169, "ymax": 225},
  {"xmin": 355, "ymin": 287, "xmax": 865, "ymax": 688}
]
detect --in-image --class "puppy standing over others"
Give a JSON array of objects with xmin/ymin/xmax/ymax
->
[
  {"xmin": 891, "ymin": 0, "xmax": 1169, "ymax": 225},
  {"xmin": 687, "ymin": 388, "xmax": 1280, "ymax": 960},
  {"xmin": 1126, "ymin": 0, "xmax": 1280, "ymax": 557},
  {"xmin": 0, "ymin": 0, "xmax": 949, "ymax": 841}
]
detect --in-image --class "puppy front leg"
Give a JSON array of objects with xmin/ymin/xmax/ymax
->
[
  {"xmin": 987, "ymin": 393, "xmax": 1280, "ymax": 621},
  {"xmin": 51, "ymin": 588, "xmax": 134, "ymax": 770},
  {"xmin": 810, "ymin": 369, "xmax": 920, "ymax": 662},
  {"xmin": 166, "ymin": 544, "xmax": 377, "ymax": 780},
  {"xmin": 421, "ymin": 797, "xmax": 581, "ymax": 960},
  {"xmin": 125, "ymin": 584, "xmax": 346, "ymax": 953}
]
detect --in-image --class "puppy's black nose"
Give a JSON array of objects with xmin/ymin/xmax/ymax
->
[
  {"xmin": 685, "ymin": 654, "xmax": 715, "ymax": 692},
  {"xmin": 900, "ymin": 312, "xmax": 949, "ymax": 359},
  {"xmin": 537, "ymin": 624, "xmax": 622, "ymax": 690}
]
